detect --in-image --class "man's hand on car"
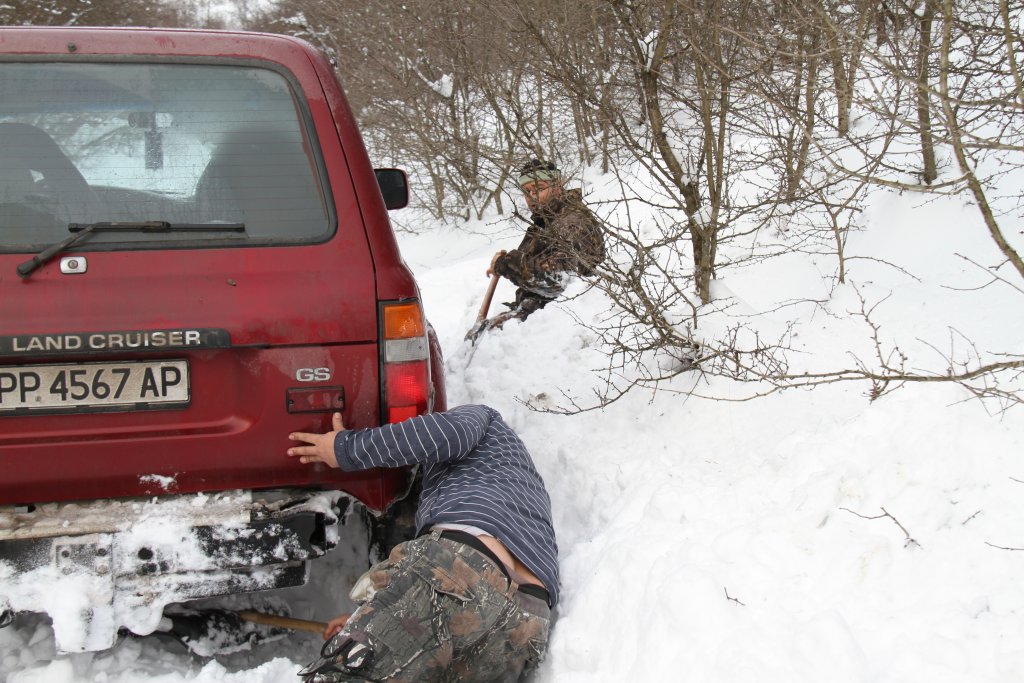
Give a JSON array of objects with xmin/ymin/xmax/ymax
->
[{"xmin": 288, "ymin": 412, "xmax": 344, "ymax": 468}]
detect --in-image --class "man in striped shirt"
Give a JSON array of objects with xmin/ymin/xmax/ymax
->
[{"xmin": 288, "ymin": 404, "xmax": 558, "ymax": 682}]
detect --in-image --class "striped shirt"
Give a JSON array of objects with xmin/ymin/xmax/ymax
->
[{"xmin": 333, "ymin": 404, "xmax": 559, "ymax": 606}]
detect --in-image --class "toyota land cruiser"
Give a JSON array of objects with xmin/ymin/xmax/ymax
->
[{"xmin": 0, "ymin": 26, "xmax": 445, "ymax": 653}]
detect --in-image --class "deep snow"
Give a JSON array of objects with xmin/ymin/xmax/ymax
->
[{"xmin": 2, "ymin": 165, "xmax": 1023, "ymax": 682}]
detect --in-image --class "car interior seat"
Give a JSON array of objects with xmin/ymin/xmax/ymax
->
[
  {"xmin": 194, "ymin": 128, "xmax": 325, "ymax": 236},
  {"xmin": 0, "ymin": 122, "xmax": 103, "ymax": 225}
]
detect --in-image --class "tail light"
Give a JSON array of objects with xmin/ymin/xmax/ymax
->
[{"xmin": 380, "ymin": 301, "xmax": 430, "ymax": 424}]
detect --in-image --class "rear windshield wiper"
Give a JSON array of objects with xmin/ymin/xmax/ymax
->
[{"xmin": 16, "ymin": 221, "xmax": 246, "ymax": 279}]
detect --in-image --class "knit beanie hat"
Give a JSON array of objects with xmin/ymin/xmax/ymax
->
[{"xmin": 518, "ymin": 159, "xmax": 561, "ymax": 186}]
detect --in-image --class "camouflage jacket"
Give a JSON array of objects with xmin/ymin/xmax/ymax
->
[{"xmin": 493, "ymin": 190, "xmax": 605, "ymax": 299}]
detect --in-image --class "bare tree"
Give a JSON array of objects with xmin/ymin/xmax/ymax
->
[
  {"xmin": 807, "ymin": 0, "xmax": 864, "ymax": 136},
  {"xmin": 934, "ymin": 0, "xmax": 1024, "ymax": 280},
  {"xmin": 807, "ymin": 1, "xmax": 1024, "ymax": 281},
  {"xmin": 1, "ymin": 0, "xmax": 186, "ymax": 26},
  {"xmin": 251, "ymin": 0, "xmax": 1023, "ymax": 411},
  {"xmin": 914, "ymin": 0, "xmax": 939, "ymax": 184}
]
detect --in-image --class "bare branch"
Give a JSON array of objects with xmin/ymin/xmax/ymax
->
[
  {"xmin": 840, "ymin": 506, "xmax": 921, "ymax": 548},
  {"xmin": 724, "ymin": 587, "xmax": 746, "ymax": 606}
]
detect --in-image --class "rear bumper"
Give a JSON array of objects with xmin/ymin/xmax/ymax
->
[{"xmin": 0, "ymin": 488, "xmax": 350, "ymax": 653}]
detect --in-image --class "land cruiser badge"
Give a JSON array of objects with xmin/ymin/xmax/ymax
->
[{"xmin": 0, "ymin": 328, "xmax": 231, "ymax": 357}]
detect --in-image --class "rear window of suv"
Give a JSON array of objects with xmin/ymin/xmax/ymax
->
[{"xmin": 0, "ymin": 61, "xmax": 332, "ymax": 251}]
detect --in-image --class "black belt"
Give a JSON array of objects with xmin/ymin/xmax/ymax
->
[{"xmin": 433, "ymin": 529, "xmax": 550, "ymax": 604}]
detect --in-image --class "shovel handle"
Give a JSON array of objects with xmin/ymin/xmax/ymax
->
[
  {"xmin": 476, "ymin": 273, "xmax": 500, "ymax": 322},
  {"xmin": 237, "ymin": 610, "xmax": 331, "ymax": 635}
]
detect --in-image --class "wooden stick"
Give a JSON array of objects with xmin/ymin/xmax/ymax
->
[
  {"xmin": 465, "ymin": 273, "xmax": 501, "ymax": 342},
  {"xmin": 236, "ymin": 610, "xmax": 332, "ymax": 635},
  {"xmin": 476, "ymin": 273, "xmax": 500, "ymax": 322}
]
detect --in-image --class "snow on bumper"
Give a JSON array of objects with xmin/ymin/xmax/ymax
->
[{"xmin": 0, "ymin": 489, "xmax": 348, "ymax": 653}]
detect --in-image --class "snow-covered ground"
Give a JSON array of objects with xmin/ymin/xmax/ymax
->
[{"xmin": 2, "ymin": 164, "xmax": 1022, "ymax": 682}]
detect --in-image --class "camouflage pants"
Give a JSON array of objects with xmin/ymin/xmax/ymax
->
[
  {"xmin": 298, "ymin": 530, "xmax": 551, "ymax": 682},
  {"xmin": 507, "ymin": 265, "xmax": 571, "ymax": 302},
  {"xmin": 484, "ymin": 290, "xmax": 554, "ymax": 331}
]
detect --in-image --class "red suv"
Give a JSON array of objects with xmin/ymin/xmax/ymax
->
[{"xmin": 0, "ymin": 26, "xmax": 445, "ymax": 653}]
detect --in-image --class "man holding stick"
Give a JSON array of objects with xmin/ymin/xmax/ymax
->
[{"xmin": 480, "ymin": 159, "xmax": 605, "ymax": 333}]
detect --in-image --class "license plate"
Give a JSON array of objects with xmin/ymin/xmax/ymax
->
[{"xmin": 0, "ymin": 360, "xmax": 190, "ymax": 413}]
